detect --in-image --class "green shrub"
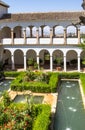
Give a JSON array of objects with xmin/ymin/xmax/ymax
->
[
  {"xmin": 2, "ymin": 91, "xmax": 11, "ymax": 107},
  {"xmin": 80, "ymin": 73, "xmax": 85, "ymax": 95},
  {"xmin": 33, "ymin": 104, "xmax": 51, "ymax": 130},
  {"xmin": 11, "ymin": 72, "xmax": 58, "ymax": 93},
  {"xmin": 58, "ymin": 72, "xmax": 80, "ymax": 79},
  {"xmin": 49, "ymin": 73, "xmax": 59, "ymax": 92},
  {"xmin": 4, "ymin": 71, "xmax": 25, "ymax": 77}
]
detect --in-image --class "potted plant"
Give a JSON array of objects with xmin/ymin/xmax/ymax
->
[
  {"xmin": 54, "ymin": 57, "xmax": 62, "ymax": 71},
  {"xmin": 27, "ymin": 58, "xmax": 34, "ymax": 70},
  {"xmin": 34, "ymin": 62, "xmax": 39, "ymax": 70}
]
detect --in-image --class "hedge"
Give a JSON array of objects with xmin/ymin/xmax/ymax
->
[
  {"xmin": 33, "ymin": 104, "xmax": 51, "ymax": 130},
  {"xmin": 80, "ymin": 73, "xmax": 85, "ymax": 95},
  {"xmin": 4, "ymin": 71, "xmax": 25, "ymax": 77},
  {"xmin": 58, "ymin": 72, "xmax": 80, "ymax": 79},
  {"xmin": 10, "ymin": 73, "xmax": 59, "ymax": 93}
]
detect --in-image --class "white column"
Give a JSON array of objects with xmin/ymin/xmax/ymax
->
[
  {"xmin": 23, "ymin": 28, "xmax": 26, "ymax": 44},
  {"xmin": 36, "ymin": 29, "xmax": 39, "ymax": 44},
  {"xmin": 64, "ymin": 28, "xmax": 67, "ymax": 45},
  {"xmin": 11, "ymin": 29, "xmax": 14, "ymax": 45},
  {"xmin": 78, "ymin": 55, "xmax": 80, "ymax": 72},
  {"xmin": 11, "ymin": 54, "xmax": 15, "ymax": 70},
  {"xmin": 78, "ymin": 28, "xmax": 80, "ymax": 44},
  {"xmin": 64, "ymin": 55, "xmax": 66, "ymax": 72},
  {"xmin": 37, "ymin": 55, "xmax": 39, "ymax": 69},
  {"xmin": 24, "ymin": 55, "xmax": 26, "ymax": 70},
  {"xmin": 50, "ymin": 28, "xmax": 53, "ymax": 44},
  {"xmin": 50, "ymin": 55, "xmax": 53, "ymax": 71}
]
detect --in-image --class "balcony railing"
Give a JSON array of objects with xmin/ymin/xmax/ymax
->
[
  {"xmin": 2, "ymin": 37, "xmax": 81, "ymax": 45},
  {"xmin": 2, "ymin": 38, "xmax": 12, "ymax": 44},
  {"xmin": 67, "ymin": 38, "xmax": 78, "ymax": 44},
  {"xmin": 53, "ymin": 38, "xmax": 64, "ymax": 44},
  {"xmin": 27, "ymin": 38, "xmax": 37, "ymax": 44},
  {"xmin": 40, "ymin": 38, "xmax": 50, "ymax": 44},
  {"xmin": 14, "ymin": 38, "xmax": 24, "ymax": 44}
]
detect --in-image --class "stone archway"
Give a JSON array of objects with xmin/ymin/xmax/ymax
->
[
  {"xmin": 66, "ymin": 50, "xmax": 77, "ymax": 71},
  {"xmin": 1, "ymin": 27, "xmax": 11, "ymax": 38},
  {"xmin": 52, "ymin": 50, "xmax": 63, "ymax": 70},
  {"xmin": 14, "ymin": 49, "xmax": 24, "ymax": 69},
  {"xmin": 3, "ymin": 49, "xmax": 11, "ymax": 69},
  {"xmin": 39, "ymin": 49, "xmax": 50, "ymax": 69},
  {"xmin": 80, "ymin": 50, "xmax": 85, "ymax": 70},
  {"xmin": 26, "ymin": 49, "xmax": 37, "ymax": 68}
]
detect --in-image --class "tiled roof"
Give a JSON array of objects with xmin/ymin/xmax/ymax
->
[
  {"xmin": 0, "ymin": 0, "xmax": 9, "ymax": 7},
  {"xmin": 0, "ymin": 11, "xmax": 85, "ymax": 22}
]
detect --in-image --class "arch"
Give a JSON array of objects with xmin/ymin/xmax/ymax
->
[
  {"xmin": 43, "ymin": 25, "xmax": 50, "ymax": 37},
  {"xmin": 14, "ymin": 49, "xmax": 24, "ymax": 69},
  {"xmin": 3, "ymin": 49, "xmax": 11, "ymax": 69},
  {"xmin": 26, "ymin": 27, "xmax": 30, "ymax": 37},
  {"xmin": 80, "ymin": 25, "xmax": 85, "ymax": 38},
  {"xmin": 39, "ymin": 49, "xmax": 50, "ymax": 69},
  {"xmin": 26, "ymin": 49, "xmax": 37, "ymax": 59},
  {"xmin": 67, "ymin": 25, "xmax": 77, "ymax": 38},
  {"xmin": 66, "ymin": 50, "xmax": 77, "ymax": 70},
  {"xmin": 80, "ymin": 50, "xmax": 85, "ymax": 69},
  {"xmin": 32, "ymin": 26, "xmax": 37, "ymax": 37},
  {"xmin": 13, "ymin": 26, "xmax": 22, "ymax": 38},
  {"xmin": 1, "ymin": 26, "xmax": 11, "ymax": 38},
  {"xmin": 52, "ymin": 50, "xmax": 63, "ymax": 70},
  {"xmin": 26, "ymin": 49, "xmax": 37, "ymax": 67},
  {"xmin": 54, "ymin": 26, "xmax": 64, "ymax": 37}
]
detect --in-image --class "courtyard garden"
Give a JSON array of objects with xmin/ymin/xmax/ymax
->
[{"xmin": 0, "ymin": 70, "xmax": 85, "ymax": 130}]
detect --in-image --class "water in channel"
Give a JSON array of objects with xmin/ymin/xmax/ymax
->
[
  {"xmin": 0, "ymin": 79, "xmax": 12, "ymax": 97},
  {"xmin": 54, "ymin": 80, "xmax": 85, "ymax": 130}
]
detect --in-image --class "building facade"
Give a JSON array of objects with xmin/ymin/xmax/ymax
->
[{"xmin": 0, "ymin": 1, "xmax": 85, "ymax": 72}]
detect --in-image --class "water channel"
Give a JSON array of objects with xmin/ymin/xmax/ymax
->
[
  {"xmin": 54, "ymin": 80, "xmax": 85, "ymax": 130},
  {"xmin": 0, "ymin": 79, "xmax": 12, "ymax": 97}
]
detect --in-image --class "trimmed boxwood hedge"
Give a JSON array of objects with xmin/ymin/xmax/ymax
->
[
  {"xmin": 80, "ymin": 73, "xmax": 85, "ymax": 95},
  {"xmin": 58, "ymin": 72, "xmax": 80, "ymax": 79},
  {"xmin": 4, "ymin": 71, "xmax": 85, "ymax": 96},
  {"xmin": 10, "ymin": 72, "xmax": 59, "ymax": 93},
  {"xmin": 33, "ymin": 104, "xmax": 51, "ymax": 130},
  {"xmin": 4, "ymin": 71, "xmax": 25, "ymax": 78}
]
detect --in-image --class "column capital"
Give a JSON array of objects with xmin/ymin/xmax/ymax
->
[
  {"xmin": 78, "ymin": 28, "xmax": 80, "ymax": 31},
  {"xmin": 37, "ymin": 55, "xmax": 39, "ymax": 57},
  {"xmin": 78, "ymin": 55, "xmax": 80, "ymax": 58},
  {"xmin": 50, "ymin": 55, "xmax": 53, "ymax": 57},
  {"xmin": 11, "ymin": 28, "xmax": 14, "ymax": 32},
  {"xmin": 64, "ymin": 28, "xmax": 66, "ymax": 31}
]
